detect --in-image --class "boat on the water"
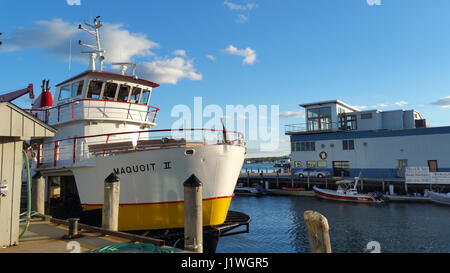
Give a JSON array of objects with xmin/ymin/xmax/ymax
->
[
  {"xmin": 21, "ymin": 17, "xmax": 247, "ymax": 251},
  {"xmin": 234, "ymin": 185, "xmax": 266, "ymax": 197},
  {"xmin": 428, "ymin": 191, "xmax": 450, "ymax": 206},
  {"xmin": 313, "ymin": 179, "xmax": 385, "ymax": 204}
]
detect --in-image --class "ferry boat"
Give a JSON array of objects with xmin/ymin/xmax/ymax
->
[{"xmin": 25, "ymin": 18, "xmax": 246, "ymax": 242}]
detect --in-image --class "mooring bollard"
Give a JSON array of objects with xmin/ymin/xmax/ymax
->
[
  {"xmin": 102, "ymin": 173, "xmax": 120, "ymax": 232},
  {"xmin": 31, "ymin": 171, "xmax": 45, "ymax": 215},
  {"xmin": 68, "ymin": 218, "xmax": 80, "ymax": 238},
  {"xmin": 184, "ymin": 174, "xmax": 203, "ymax": 253},
  {"xmin": 304, "ymin": 210, "xmax": 332, "ymax": 253}
]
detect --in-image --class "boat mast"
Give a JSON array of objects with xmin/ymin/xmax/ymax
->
[{"xmin": 78, "ymin": 16, "xmax": 105, "ymax": 71}]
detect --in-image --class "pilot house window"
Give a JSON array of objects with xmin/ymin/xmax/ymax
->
[
  {"xmin": 58, "ymin": 85, "xmax": 71, "ymax": 101},
  {"xmin": 130, "ymin": 87, "xmax": 141, "ymax": 104},
  {"xmin": 71, "ymin": 81, "xmax": 84, "ymax": 97},
  {"xmin": 117, "ymin": 85, "xmax": 131, "ymax": 102},
  {"xmin": 87, "ymin": 81, "xmax": 103, "ymax": 99},
  {"xmin": 141, "ymin": 89, "xmax": 151, "ymax": 105},
  {"xmin": 102, "ymin": 82, "xmax": 118, "ymax": 100}
]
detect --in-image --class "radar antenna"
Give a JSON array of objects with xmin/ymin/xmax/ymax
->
[{"xmin": 78, "ymin": 16, "xmax": 105, "ymax": 71}]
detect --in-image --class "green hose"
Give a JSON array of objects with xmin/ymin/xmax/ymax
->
[{"xmin": 19, "ymin": 149, "xmax": 31, "ymax": 239}]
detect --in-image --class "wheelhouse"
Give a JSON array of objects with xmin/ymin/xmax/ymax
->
[{"xmin": 55, "ymin": 70, "xmax": 159, "ymax": 106}]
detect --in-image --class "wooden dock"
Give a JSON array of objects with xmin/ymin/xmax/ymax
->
[{"xmin": 0, "ymin": 217, "xmax": 181, "ymax": 253}]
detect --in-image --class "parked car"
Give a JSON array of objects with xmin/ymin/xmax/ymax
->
[{"xmin": 294, "ymin": 168, "xmax": 330, "ymax": 178}]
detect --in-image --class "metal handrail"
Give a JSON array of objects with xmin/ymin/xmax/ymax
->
[
  {"xmin": 24, "ymin": 98, "xmax": 160, "ymax": 123},
  {"xmin": 35, "ymin": 128, "xmax": 245, "ymax": 168}
]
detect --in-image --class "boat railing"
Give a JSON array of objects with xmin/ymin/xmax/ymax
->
[
  {"xmin": 34, "ymin": 128, "xmax": 245, "ymax": 168},
  {"xmin": 24, "ymin": 98, "xmax": 160, "ymax": 124}
]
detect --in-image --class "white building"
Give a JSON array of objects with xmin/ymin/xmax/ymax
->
[{"xmin": 285, "ymin": 100, "xmax": 450, "ymax": 178}]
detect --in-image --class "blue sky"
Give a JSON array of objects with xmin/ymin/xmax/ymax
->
[{"xmin": 1, "ymin": 0, "xmax": 450, "ymax": 157}]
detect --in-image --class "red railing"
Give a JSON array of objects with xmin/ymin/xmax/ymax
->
[
  {"xmin": 35, "ymin": 128, "xmax": 245, "ymax": 168},
  {"xmin": 24, "ymin": 98, "xmax": 160, "ymax": 124}
]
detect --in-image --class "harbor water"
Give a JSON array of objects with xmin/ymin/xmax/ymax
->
[{"xmin": 216, "ymin": 195, "xmax": 450, "ymax": 253}]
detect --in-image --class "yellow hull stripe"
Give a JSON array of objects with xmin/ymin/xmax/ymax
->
[{"xmin": 81, "ymin": 196, "xmax": 233, "ymax": 231}]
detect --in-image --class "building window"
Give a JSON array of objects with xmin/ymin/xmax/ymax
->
[
  {"xmin": 306, "ymin": 161, "xmax": 316, "ymax": 168},
  {"xmin": 317, "ymin": 160, "xmax": 327, "ymax": 168},
  {"xmin": 294, "ymin": 141, "xmax": 316, "ymax": 151},
  {"xmin": 339, "ymin": 114, "xmax": 357, "ymax": 130},
  {"xmin": 333, "ymin": 161, "xmax": 350, "ymax": 176},
  {"xmin": 361, "ymin": 113, "xmax": 372, "ymax": 120},
  {"xmin": 428, "ymin": 160, "xmax": 438, "ymax": 172},
  {"xmin": 307, "ymin": 107, "xmax": 331, "ymax": 131},
  {"xmin": 294, "ymin": 161, "xmax": 302, "ymax": 168},
  {"xmin": 342, "ymin": 139, "xmax": 354, "ymax": 150}
]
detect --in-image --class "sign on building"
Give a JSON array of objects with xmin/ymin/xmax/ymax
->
[{"xmin": 406, "ymin": 167, "xmax": 450, "ymax": 184}]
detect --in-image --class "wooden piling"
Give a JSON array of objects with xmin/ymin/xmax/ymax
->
[
  {"xmin": 183, "ymin": 174, "xmax": 203, "ymax": 253},
  {"xmin": 102, "ymin": 173, "xmax": 120, "ymax": 232},
  {"xmin": 381, "ymin": 173, "xmax": 385, "ymax": 193},
  {"xmin": 31, "ymin": 171, "xmax": 45, "ymax": 214},
  {"xmin": 304, "ymin": 210, "xmax": 332, "ymax": 253}
]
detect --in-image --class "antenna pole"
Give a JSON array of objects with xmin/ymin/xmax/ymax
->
[{"xmin": 78, "ymin": 16, "xmax": 105, "ymax": 71}]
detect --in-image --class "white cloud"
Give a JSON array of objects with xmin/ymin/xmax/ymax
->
[
  {"xmin": 224, "ymin": 45, "xmax": 256, "ymax": 65},
  {"xmin": 224, "ymin": 1, "xmax": 258, "ymax": 23},
  {"xmin": 366, "ymin": 0, "xmax": 381, "ymax": 6},
  {"xmin": 173, "ymin": 49, "xmax": 187, "ymax": 57},
  {"xmin": 138, "ymin": 57, "xmax": 202, "ymax": 84},
  {"xmin": 353, "ymin": 105, "xmax": 368, "ymax": 111},
  {"xmin": 279, "ymin": 111, "xmax": 305, "ymax": 118},
  {"xmin": 206, "ymin": 55, "xmax": 216, "ymax": 61},
  {"xmin": 432, "ymin": 96, "xmax": 450, "ymax": 108},
  {"xmin": 101, "ymin": 23, "xmax": 159, "ymax": 62},
  {"xmin": 236, "ymin": 14, "xmax": 248, "ymax": 23},
  {"xmin": 371, "ymin": 103, "xmax": 389, "ymax": 108},
  {"xmin": 1, "ymin": 18, "xmax": 202, "ymax": 85},
  {"xmin": 224, "ymin": 1, "xmax": 257, "ymax": 11},
  {"xmin": 394, "ymin": 101, "xmax": 409, "ymax": 107},
  {"xmin": 66, "ymin": 0, "xmax": 81, "ymax": 5}
]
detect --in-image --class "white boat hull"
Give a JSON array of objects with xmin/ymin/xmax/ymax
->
[{"xmin": 428, "ymin": 191, "xmax": 450, "ymax": 206}]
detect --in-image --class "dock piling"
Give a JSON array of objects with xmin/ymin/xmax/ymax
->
[
  {"xmin": 183, "ymin": 174, "xmax": 203, "ymax": 253},
  {"xmin": 304, "ymin": 210, "xmax": 332, "ymax": 253},
  {"xmin": 31, "ymin": 171, "xmax": 45, "ymax": 214},
  {"xmin": 102, "ymin": 173, "xmax": 120, "ymax": 232}
]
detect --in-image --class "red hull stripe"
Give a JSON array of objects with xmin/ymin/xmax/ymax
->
[{"xmin": 82, "ymin": 194, "xmax": 234, "ymax": 207}]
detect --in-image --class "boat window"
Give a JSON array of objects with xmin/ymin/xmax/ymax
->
[
  {"xmin": 117, "ymin": 85, "xmax": 130, "ymax": 102},
  {"xmin": 102, "ymin": 82, "xmax": 118, "ymax": 100},
  {"xmin": 87, "ymin": 80, "xmax": 103, "ymax": 99},
  {"xmin": 71, "ymin": 80, "xmax": 84, "ymax": 97},
  {"xmin": 140, "ymin": 89, "xmax": 151, "ymax": 105},
  {"xmin": 58, "ymin": 85, "xmax": 71, "ymax": 101},
  {"xmin": 130, "ymin": 87, "xmax": 141, "ymax": 103}
]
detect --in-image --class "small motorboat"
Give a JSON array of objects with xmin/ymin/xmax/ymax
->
[
  {"xmin": 428, "ymin": 191, "xmax": 450, "ymax": 206},
  {"xmin": 234, "ymin": 184, "xmax": 266, "ymax": 197},
  {"xmin": 313, "ymin": 178, "xmax": 385, "ymax": 204}
]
